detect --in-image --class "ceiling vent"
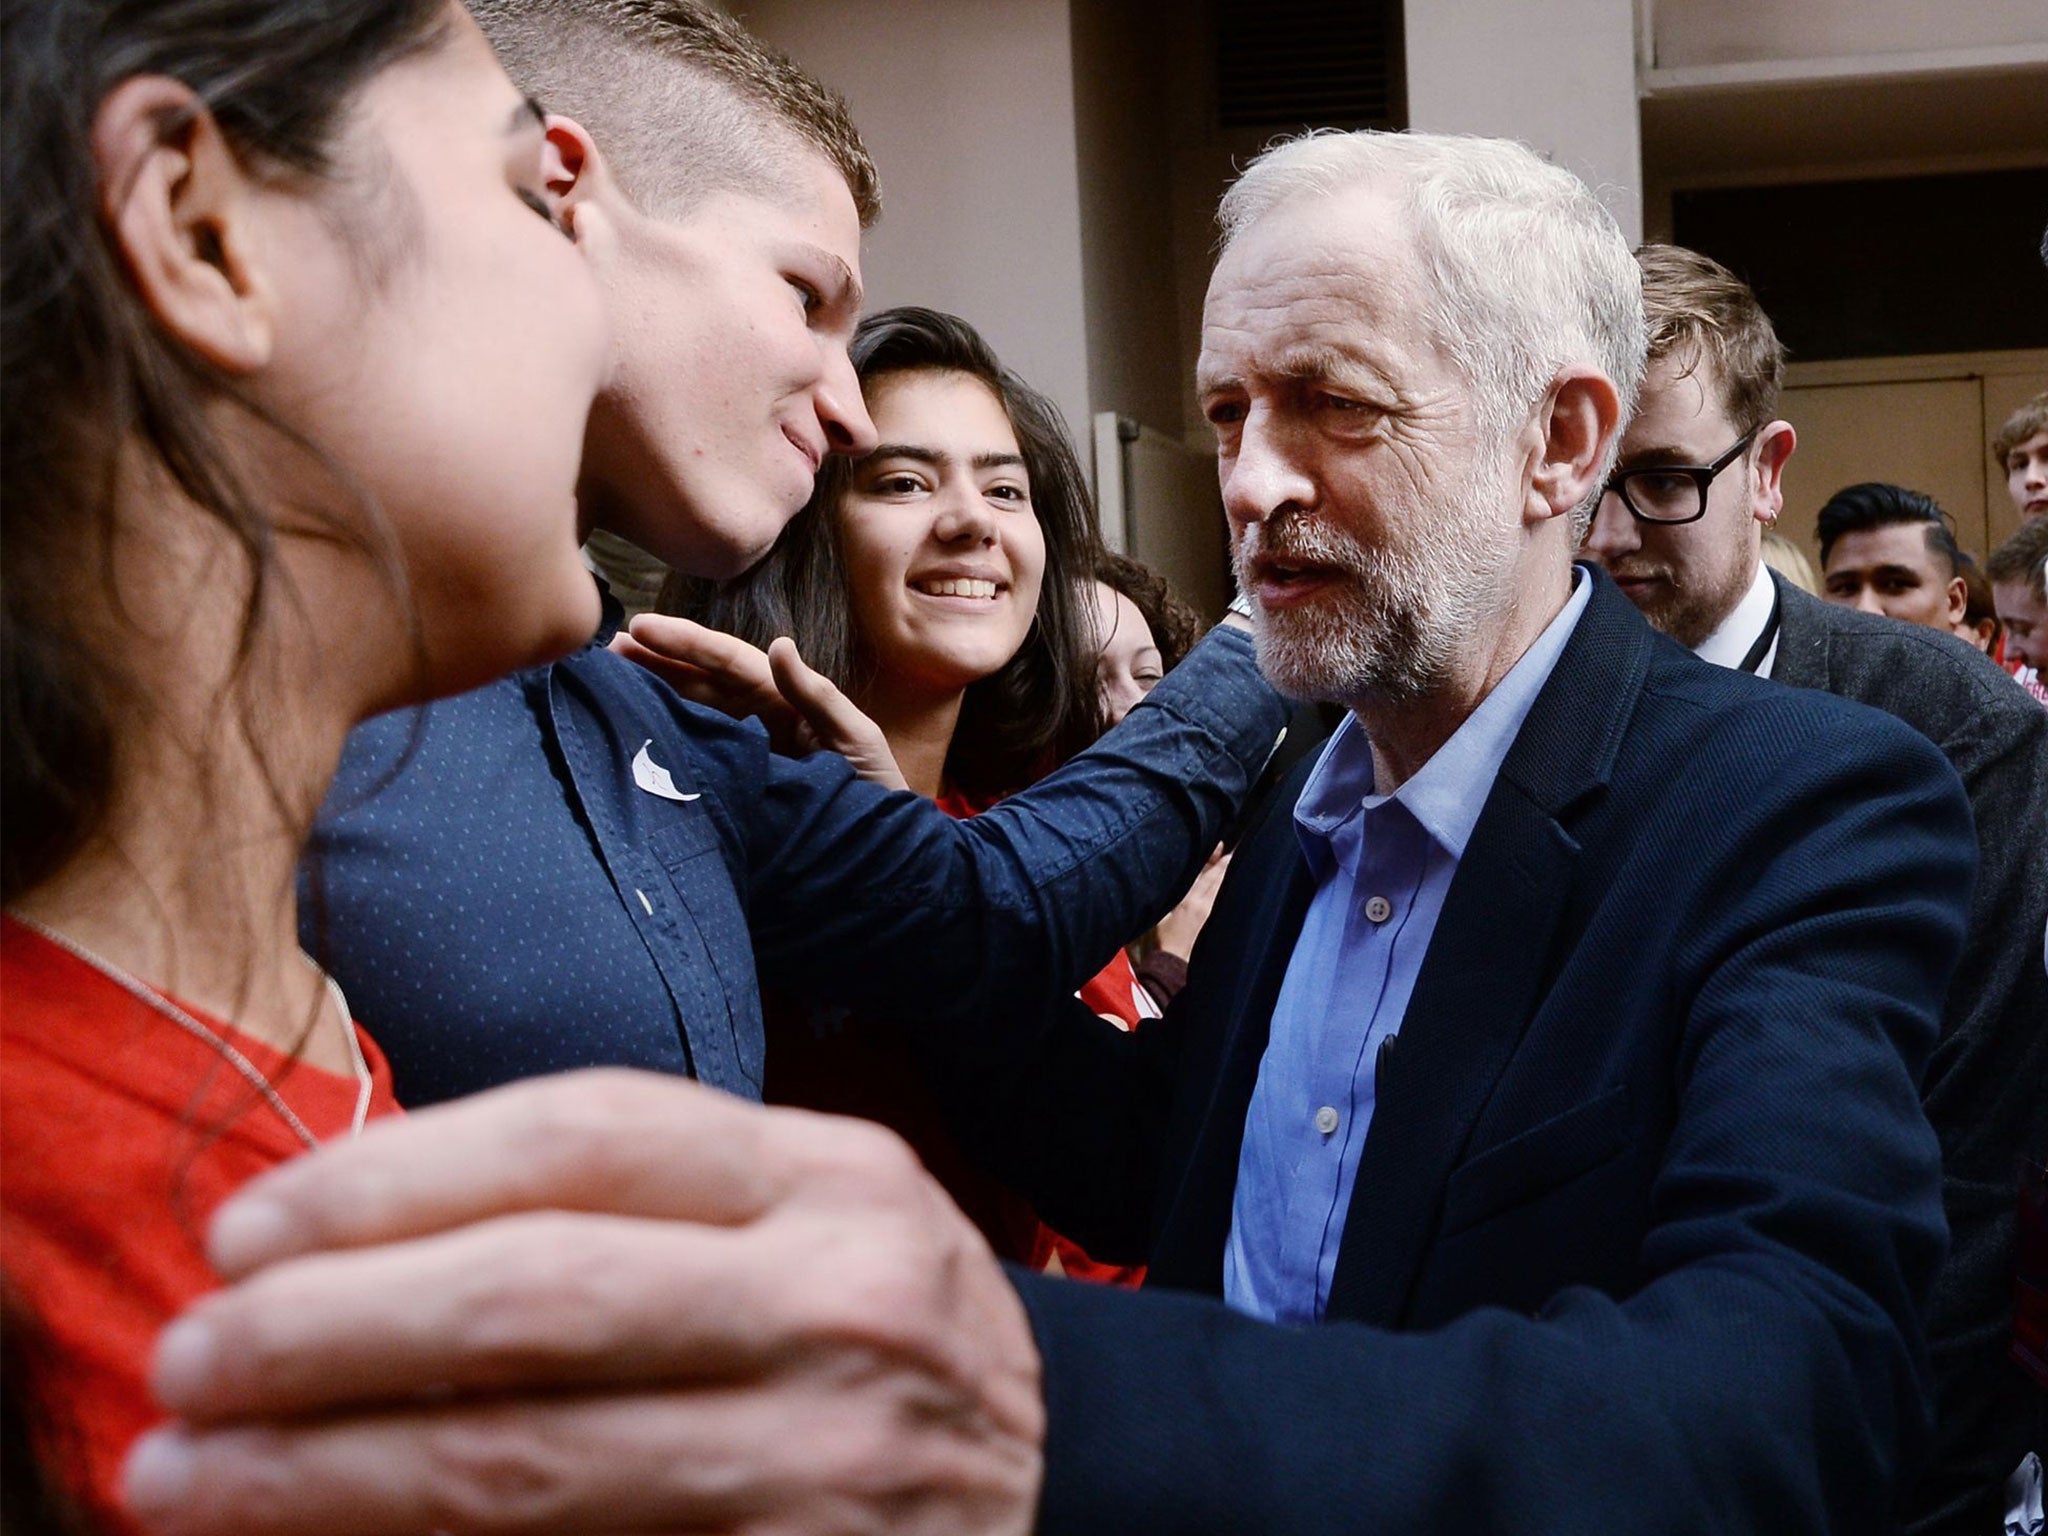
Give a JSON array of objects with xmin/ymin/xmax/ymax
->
[{"xmin": 1215, "ymin": 0, "xmax": 1405, "ymax": 131}]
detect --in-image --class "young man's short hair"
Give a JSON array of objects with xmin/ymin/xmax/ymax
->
[
  {"xmin": 1988, "ymin": 515, "xmax": 2048, "ymax": 601},
  {"xmin": 472, "ymin": 0, "xmax": 880, "ymax": 227},
  {"xmin": 1635, "ymin": 244, "xmax": 1786, "ymax": 435},
  {"xmin": 1816, "ymin": 482, "xmax": 1963, "ymax": 575},
  {"xmin": 1992, "ymin": 391, "xmax": 2048, "ymax": 469}
]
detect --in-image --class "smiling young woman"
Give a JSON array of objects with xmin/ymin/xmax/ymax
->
[{"xmin": 0, "ymin": 1, "xmax": 606, "ymax": 1524}]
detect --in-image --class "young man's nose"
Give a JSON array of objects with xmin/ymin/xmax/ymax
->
[{"xmin": 818, "ymin": 349, "xmax": 877, "ymax": 457}]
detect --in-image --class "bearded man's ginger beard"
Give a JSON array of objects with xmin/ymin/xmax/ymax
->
[
  {"xmin": 1594, "ymin": 555, "xmax": 1738, "ymax": 650},
  {"xmin": 1234, "ymin": 468, "xmax": 1523, "ymax": 713}
]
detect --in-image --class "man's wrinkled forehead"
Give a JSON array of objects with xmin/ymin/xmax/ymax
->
[{"xmin": 1198, "ymin": 198, "xmax": 1422, "ymax": 388}]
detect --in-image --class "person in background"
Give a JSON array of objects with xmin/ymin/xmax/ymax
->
[
  {"xmin": 1988, "ymin": 516, "xmax": 2048, "ymax": 703},
  {"xmin": 1816, "ymin": 482, "xmax": 1968, "ymax": 634},
  {"xmin": 0, "ymin": 0, "xmax": 611, "ymax": 1524},
  {"xmin": 1994, "ymin": 391, "xmax": 2048, "ymax": 525},
  {"xmin": 1092, "ymin": 550, "xmax": 1201, "ymax": 726},
  {"xmin": 1092, "ymin": 551, "xmax": 1227, "ymax": 1010},
  {"xmin": 1760, "ymin": 529, "xmax": 1819, "ymax": 594},
  {"xmin": 1953, "ymin": 550, "xmax": 2002, "ymax": 654},
  {"xmin": 667, "ymin": 306, "xmax": 1153, "ymax": 1285},
  {"xmin": 1585, "ymin": 242, "xmax": 2048, "ymax": 1532}
]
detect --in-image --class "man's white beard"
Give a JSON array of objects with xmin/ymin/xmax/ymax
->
[{"xmin": 1235, "ymin": 467, "xmax": 1519, "ymax": 709}]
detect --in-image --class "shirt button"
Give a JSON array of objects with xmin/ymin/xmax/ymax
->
[
  {"xmin": 1364, "ymin": 894, "xmax": 1392, "ymax": 923},
  {"xmin": 1314, "ymin": 1105, "xmax": 1340, "ymax": 1136}
]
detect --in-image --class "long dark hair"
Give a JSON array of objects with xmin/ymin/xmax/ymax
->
[
  {"xmin": 0, "ymin": 0, "xmax": 449, "ymax": 906},
  {"xmin": 667, "ymin": 306, "xmax": 1105, "ymax": 796}
]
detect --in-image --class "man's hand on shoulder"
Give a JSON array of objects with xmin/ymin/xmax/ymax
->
[
  {"xmin": 616, "ymin": 616, "xmax": 910, "ymax": 790},
  {"xmin": 125, "ymin": 1071, "xmax": 1043, "ymax": 1535}
]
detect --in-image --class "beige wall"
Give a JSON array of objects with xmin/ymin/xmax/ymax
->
[
  {"xmin": 1069, "ymin": 0, "xmax": 1186, "ymax": 438},
  {"xmin": 735, "ymin": 0, "xmax": 1096, "ymax": 460},
  {"xmin": 1407, "ymin": 0, "xmax": 1644, "ymax": 242},
  {"xmin": 1650, "ymin": 0, "xmax": 2048, "ymax": 70},
  {"xmin": 1782, "ymin": 352, "xmax": 2048, "ymax": 563}
]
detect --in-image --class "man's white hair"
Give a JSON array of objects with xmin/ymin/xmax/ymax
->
[{"xmin": 1219, "ymin": 131, "xmax": 1646, "ymax": 528}]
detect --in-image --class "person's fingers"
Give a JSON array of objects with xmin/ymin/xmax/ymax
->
[
  {"xmin": 129, "ymin": 1375, "xmax": 1039, "ymax": 1536},
  {"xmin": 625, "ymin": 615, "xmax": 776, "ymax": 695},
  {"xmin": 607, "ymin": 629, "xmax": 686, "ymax": 679},
  {"xmin": 160, "ymin": 1213, "xmax": 814, "ymax": 1419},
  {"xmin": 165, "ymin": 1188, "xmax": 996, "ymax": 1420},
  {"xmin": 764, "ymin": 638, "xmax": 862, "ymax": 744},
  {"xmin": 766, "ymin": 639, "xmax": 909, "ymax": 791},
  {"xmin": 609, "ymin": 632, "xmax": 731, "ymax": 707},
  {"xmin": 204, "ymin": 1071, "xmax": 885, "ymax": 1278}
]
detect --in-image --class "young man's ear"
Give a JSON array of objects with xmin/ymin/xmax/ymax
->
[
  {"xmin": 1749, "ymin": 420, "xmax": 1797, "ymax": 525},
  {"xmin": 92, "ymin": 76, "xmax": 272, "ymax": 374},
  {"xmin": 1943, "ymin": 574, "xmax": 1969, "ymax": 627},
  {"xmin": 1526, "ymin": 367, "xmax": 1622, "ymax": 526},
  {"xmin": 542, "ymin": 114, "xmax": 613, "ymax": 248}
]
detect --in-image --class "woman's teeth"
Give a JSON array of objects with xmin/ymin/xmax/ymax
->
[{"xmin": 914, "ymin": 578, "xmax": 998, "ymax": 599}]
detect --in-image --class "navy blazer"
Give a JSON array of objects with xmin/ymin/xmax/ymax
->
[{"xmin": 939, "ymin": 571, "xmax": 1975, "ymax": 1534}]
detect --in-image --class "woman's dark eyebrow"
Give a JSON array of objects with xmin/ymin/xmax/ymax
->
[{"xmin": 867, "ymin": 445, "xmax": 1026, "ymax": 472}]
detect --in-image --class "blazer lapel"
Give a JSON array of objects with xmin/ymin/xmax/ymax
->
[
  {"xmin": 1145, "ymin": 759, "xmax": 1320, "ymax": 1294},
  {"xmin": 1765, "ymin": 571, "xmax": 1830, "ymax": 690},
  {"xmin": 1324, "ymin": 569, "xmax": 1652, "ymax": 1326}
]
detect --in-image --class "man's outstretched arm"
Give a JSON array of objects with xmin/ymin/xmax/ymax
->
[{"xmin": 654, "ymin": 619, "xmax": 1285, "ymax": 1025}]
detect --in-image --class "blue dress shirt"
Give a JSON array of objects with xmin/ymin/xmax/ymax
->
[
  {"xmin": 305, "ymin": 583, "xmax": 1285, "ymax": 1107},
  {"xmin": 1224, "ymin": 568, "xmax": 1592, "ymax": 1324}
]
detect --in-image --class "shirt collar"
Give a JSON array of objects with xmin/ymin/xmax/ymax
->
[
  {"xmin": 591, "ymin": 572, "xmax": 625, "ymax": 647},
  {"xmin": 1294, "ymin": 565, "xmax": 1593, "ymax": 863},
  {"xmin": 1691, "ymin": 560, "xmax": 1775, "ymax": 672}
]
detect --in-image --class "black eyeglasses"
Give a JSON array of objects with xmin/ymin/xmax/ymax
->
[{"xmin": 1601, "ymin": 430, "xmax": 1758, "ymax": 525}]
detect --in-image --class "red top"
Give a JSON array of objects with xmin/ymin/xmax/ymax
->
[{"xmin": 0, "ymin": 917, "xmax": 402, "ymax": 1533}]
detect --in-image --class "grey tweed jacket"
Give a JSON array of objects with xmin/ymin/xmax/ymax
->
[{"xmin": 1770, "ymin": 572, "xmax": 2048, "ymax": 1536}]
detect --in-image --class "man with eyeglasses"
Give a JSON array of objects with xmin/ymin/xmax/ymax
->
[{"xmin": 1586, "ymin": 243, "xmax": 2048, "ymax": 1536}]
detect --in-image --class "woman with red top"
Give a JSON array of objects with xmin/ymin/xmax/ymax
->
[
  {"xmin": 0, "ymin": 1, "xmax": 608, "ymax": 1525},
  {"xmin": 665, "ymin": 307, "xmax": 1151, "ymax": 1282}
]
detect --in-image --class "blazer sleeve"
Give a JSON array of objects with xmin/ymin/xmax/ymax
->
[
  {"xmin": 737, "ymin": 625, "xmax": 1285, "ymax": 1025},
  {"xmin": 1010, "ymin": 704, "xmax": 1974, "ymax": 1535}
]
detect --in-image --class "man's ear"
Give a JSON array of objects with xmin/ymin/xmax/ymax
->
[
  {"xmin": 543, "ymin": 114, "xmax": 614, "ymax": 250},
  {"xmin": 1749, "ymin": 419, "xmax": 1796, "ymax": 526},
  {"xmin": 1527, "ymin": 367, "xmax": 1621, "ymax": 525},
  {"xmin": 92, "ymin": 76, "xmax": 271, "ymax": 374},
  {"xmin": 1943, "ymin": 574, "xmax": 1969, "ymax": 627}
]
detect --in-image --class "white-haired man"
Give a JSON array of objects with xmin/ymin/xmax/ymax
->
[{"xmin": 129, "ymin": 134, "xmax": 1972, "ymax": 1536}]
